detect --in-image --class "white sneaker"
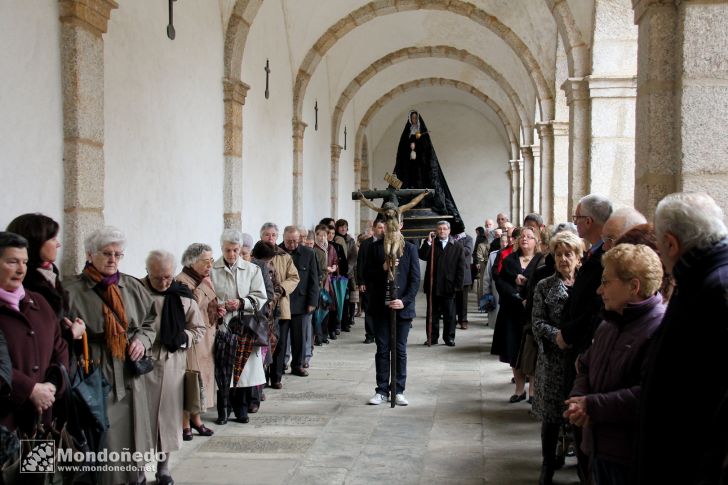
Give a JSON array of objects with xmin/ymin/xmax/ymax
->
[
  {"xmin": 368, "ymin": 393, "xmax": 387, "ymax": 405},
  {"xmin": 394, "ymin": 394, "xmax": 409, "ymax": 406}
]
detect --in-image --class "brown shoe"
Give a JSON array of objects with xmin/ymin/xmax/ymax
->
[
  {"xmin": 248, "ymin": 403, "xmax": 260, "ymax": 414},
  {"xmin": 270, "ymin": 382, "xmax": 283, "ymax": 389},
  {"xmin": 461, "ymin": 320, "xmax": 469, "ymax": 330},
  {"xmin": 291, "ymin": 368, "xmax": 309, "ymax": 377}
]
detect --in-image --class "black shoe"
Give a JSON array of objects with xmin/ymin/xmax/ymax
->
[
  {"xmin": 322, "ymin": 338, "xmax": 329, "ymax": 344},
  {"xmin": 335, "ymin": 329, "xmax": 341, "ymax": 335},
  {"xmin": 182, "ymin": 428, "xmax": 193, "ymax": 441},
  {"xmin": 155, "ymin": 474, "xmax": 174, "ymax": 485},
  {"xmin": 329, "ymin": 333, "xmax": 338, "ymax": 340},
  {"xmin": 237, "ymin": 416, "xmax": 250, "ymax": 424},
  {"xmin": 538, "ymin": 464, "xmax": 554, "ymax": 485},
  {"xmin": 423, "ymin": 340, "xmax": 437, "ymax": 346},
  {"xmin": 445, "ymin": 341, "xmax": 455, "ymax": 347},
  {"xmin": 363, "ymin": 337, "xmax": 374, "ymax": 344},
  {"xmin": 509, "ymin": 391, "xmax": 527, "ymax": 403},
  {"xmin": 342, "ymin": 326, "xmax": 351, "ymax": 332}
]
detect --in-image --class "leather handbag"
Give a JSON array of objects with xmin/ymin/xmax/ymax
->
[
  {"xmin": 183, "ymin": 342, "xmax": 205, "ymax": 414},
  {"xmin": 125, "ymin": 354, "xmax": 153, "ymax": 376}
]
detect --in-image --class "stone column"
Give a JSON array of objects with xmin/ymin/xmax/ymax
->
[
  {"xmin": 58, "ymin": 0, "xmax": 118, "ymax": 275},
  {"xmin": 552, "ymin": 121, "xmax": 570, "ymax": 224},
  {"xmin": 537, "ymin": 122, "xmax": 554, "ymax": 224},
  {"xmin": 562, "ymin": 77, "xmax": 590, "ymax": 216},
  {"xmin": 292, "ymin": 119, "xmax": 307, "ymax": 225},
  {"xmin": 520, "ymin": 146, "xmax": 535, "ymax": 216},
  {"xmin": 353, "ymin": 157, "xmax": 362, "ymax": 234},
  {"xmin": 509, "ymin": 160, "xmax": 523, "ymax": 223},
  {"xmin": 359, "ymin": 159, "xmax": 370, "ymax": 232},
  {"xmin": 222, "ymin": 78, "xmax": 249, "ymax": 230},
  {"xmin": 532, "ymin": 142, "xmax": 541, "ymax": 216},
  {"xmin": 588, "ymin": 75, "xmax": 637, "ymax": 208},
  {"xmin": 330, "ymin": 144, "xmax": 342, "ymax": 218}
]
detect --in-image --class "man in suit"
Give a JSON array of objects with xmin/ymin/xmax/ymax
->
[
  {"xmin": 357, "ymin": 219, "xmax": 385, "ymax": 344},
  {"xmin": 280, "ymin": 226, "xmax": 319, "ymax": 377},
  {"xmin": 454, "ymin": 230, "xmax": 474, "ymax": 329},
  {"xmin": 419, "ymin": 220, "xmax": 465, "ymax": 347},
  {"xmin": 364, "ymin": 223, "xmax": 420, "ymax": 406}
]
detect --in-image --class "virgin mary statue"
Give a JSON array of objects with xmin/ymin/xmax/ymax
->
[{"xmin": 393, "ymin": 110, "xmax": 464, "ymax": 234}]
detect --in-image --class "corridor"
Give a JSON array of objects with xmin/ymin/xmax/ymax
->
[{"xmin": 165, "ymin": 295, "xmax": 579, "ymax": 485}]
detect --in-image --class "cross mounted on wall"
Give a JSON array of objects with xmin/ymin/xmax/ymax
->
[
  {"xmin": 166, "ymin": 0, "xmax": 177, "ymax": 40},
  {"xmin": 264, "ymin": 59, "xmax": 270, "ymax": 99},
  {"xmin": 315, "ymin": 100, "xmax": 318, "ymax": 131},
  {"xmin": 344, "ymin": 126, "xmax": 347, "ymax": 150}
]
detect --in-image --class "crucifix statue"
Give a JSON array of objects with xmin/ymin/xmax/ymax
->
[
  {"xmin": 166, "ymin": 0, "xmax": 177, "ymax": 40},
  {"xmin": 264, "ymin": 59, "xmax": 271, "ymax": 99},
  {"xmin": 344, "ymin": 126, "xmax": 347, "ymax": 150},
  {"xmin": 314, "ymin": 100, "xmax": 318, "ymax": 131}
]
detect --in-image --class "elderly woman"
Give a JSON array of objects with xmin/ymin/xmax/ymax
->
[
  {"xmin": 210, "ymin": 229, "xmax": 267, "ymax": 425},
  {"xmin": 6, "ymin": 214, "xmax": 85, "ymax": 342},
  {"xmin": 531, "ymin": 230, "xmax": 584, "ymax": 485},
  {"xmin": 175, "ymin": 243, "xmax": 221, "ymax": 438},
  {"xmin": 65, "ymin": 226, "xmax": 156, "ymax": 485},
  {"xmin": 313, "ymin": 224, "xmax": 339, "ymax": 345},
  {"xmin": 0, "ymin": 232, "xmax": 69, "ymax": 434},
  {"xmin": 492, "ymin": 226, "xmax": 542, "ymax": 402},
  {"xmin": 141, "ymin": 250, "xmax": 205, "ymax": 484},
  {"xmin": 564, "ymin": 244, "xmax": 665, "ymax": 485}
]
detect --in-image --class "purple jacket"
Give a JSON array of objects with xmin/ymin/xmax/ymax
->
[{"xmin": 571, "ymin": 293, "xmax": 666, "ymax": 465}]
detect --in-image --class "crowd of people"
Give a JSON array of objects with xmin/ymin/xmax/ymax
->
[{"xmin": 1, "ymin": 189, "xmax": 727, "ymax": 485}]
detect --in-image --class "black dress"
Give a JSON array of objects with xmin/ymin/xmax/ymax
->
[
  {"xmin": 393, "ymin": 111, "xmax": 464, "ymax": 234},
  {"xmin": 491, "ymin": 251, "xmax": 543, "ymax": 366}
]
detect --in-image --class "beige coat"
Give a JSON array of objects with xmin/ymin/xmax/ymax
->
[
  {"xmin": 65, "ymin": 273, "xmax": 157, "ymax": 485},
  {"xmin": 176, "ymin": 272, "xmax": 218, "ymax": 409},
  {"xmin": 141, "ymin": 280, "xmax": 205, "ymax": 453},
  {"xmin": 271, "ymin": 250, "xmax": 300, "ymax": 320}
]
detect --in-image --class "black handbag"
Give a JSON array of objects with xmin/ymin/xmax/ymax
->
[
  {"xmin": 125, "ymin": 354, "xmax": 153, "ymax": 376},
  {"xmin": 229, "ymin": 296, "xmax": 268, "ymax": 347}
]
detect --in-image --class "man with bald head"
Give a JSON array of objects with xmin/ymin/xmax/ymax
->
[
  {"xmin": 489, "ymin": 213, "xmax": 510, "ymax": 252},
  {"xmin": 600, "ymin": 207, "xmax": 647, "ymax": 252}
]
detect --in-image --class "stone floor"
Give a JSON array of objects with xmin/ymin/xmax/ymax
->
[{"xmin": 162, "ymin": 294, "xmax": 580, "ymax": 484}]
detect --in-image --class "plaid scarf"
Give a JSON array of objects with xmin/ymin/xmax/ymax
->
[{"xmin": 83, "ymin": 263, "xmax": 128, "ymax": 360}]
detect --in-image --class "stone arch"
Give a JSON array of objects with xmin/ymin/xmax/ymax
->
[
  {"xmin": 331, "ymin": 45, "xmax": 532, "ymax": 151},
  {"xmin": 543, "ymin": 0, "xmax": 590, "ymax": 77},
  {"xmin": 354, "ymin": 78, "xmax": 520, "ymax": 171},
  {"xmin": 220, "ymin": 0, "xmax": 264, "ymax": 229},
  {"xmin": 293, "ymin": 0, "xmax": 555, "ymax": 125}
]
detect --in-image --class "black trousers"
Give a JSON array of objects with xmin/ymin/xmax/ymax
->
[
  {"xmin": 361, "ymin": 292, "xmax": 375, "ymax": 338},
  {"xmin": 374, "ymin": 317, "xmax": 411, "ymax": 396},
  {"xmin": 271, "ymin": 318, "xmax": 290, "ymax": 384},
  {"xmin": 425, "ymin": 295, "xmax": 456, "ymax": 343},
  {"xmin": 289, "ymin": 314, "xmax": 305, "ymax": 369},
  {"xmin": 455, "ymin": 285, "xmax": 471, "ymax": 323}
]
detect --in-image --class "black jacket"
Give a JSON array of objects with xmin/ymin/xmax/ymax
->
[
  {"xmin": 280, "ymin": 244, "xmax": 320, "ymax": 315},
  {"xmin": 419, "ymin": 238, "xmax": 465, "ymax": 297},
  {"xmin": 329, "ymin": 240, "xmax": 348, "ymax": 278},
  {"xmin": 357, "ymin": 237, "xmax": 376, "ymax": 285},
  {"xmin": 363, "ymin": 240, "xmax": 420, "ymax": 320},
  {"xmin": 636, "ymin": 240, "xmax": 728, "ymax": 485}
]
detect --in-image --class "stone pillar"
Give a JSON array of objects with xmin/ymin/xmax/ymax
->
[
  {"xmin": 532, "ymin": 142, "xmax": 541, "ymax": 216},
  {"xmin": 509, "ymin": 160, "xmax": 523, "ymax": 223},
  {"xmin": 633, "ymin": 0, "xmax": 678, "ymax": 218},
  {"xmin": 58, "ymin": 0, "xmax": 118, "ymax": 275},
  {"xmin": 521, "ymin": 146, "xmax": 535, "ymax": 216},
  {"xmin": 359, "ymin": 159, "xmax": 370, "ymax": 232},
  {"xmin": 292, "ymin": 120, "xmax": 307, "ymax": 224},
  {"xmin": 552, "ymin": 121, "xmax": 570, "ymax": 224},
  {"xmin": 562, "ymin": 77, "xmax": 590, "ymax": 216},
  {"xmin": 222, "ymin": 78, "xmax": 249, "ymax": 230},
  {"xmin": 588, "ymin": 75, "xmax": 637, "ymax": 208},
  {"xmin": 537, "ymin": 122, "xmax": 554, "ymax": 224},
  {"xmin": 353, "ymin": 157, "xmax": 362, "ymax": 234},
  {"xmin": 633, "ymin": 0, "xmax": 728, "ymax": 216},
  {"xmin": 330, "ymin": 144, "xmax": 342, "ymax": 218}
]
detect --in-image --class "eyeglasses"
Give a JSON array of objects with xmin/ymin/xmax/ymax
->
[
  {"xmin": 521, "ymin": 235, "xmax": 536, "ymax": 240},
  {"xmin": 99, "ymin": 251, "xmax": 124, "ymax": 260},
  {"xmin": 572, "ymin": 215, "xmax": 590, "ymax": 223}
]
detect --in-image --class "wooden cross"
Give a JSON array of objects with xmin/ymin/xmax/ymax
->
[
  {"xmin": 344, "ymin": 126, "xmax": 347, "ymax": 150},
  {"xmin": 166, "ymin": 0, "xmax": 177, "ymax": 40},
  {"xmin": 264, "ymin": 59, "xmax": 270, "ymax": 99},
  {"xmin": 314, "ymin": 100, "xmax": 318, "ymax": 131}
]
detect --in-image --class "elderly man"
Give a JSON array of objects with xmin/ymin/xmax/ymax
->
[
  {"xmin": 454, "ymin": 229, "xmax": 474, "ymax": 329},
  {"xmin": 636, "ymin": 192, "xmax": 728, "ymax": 485},
  {"xmin": 560, "ymin": 193, "xmax": 613, "ymax": 482},
  {"xmin": 599, "ymin": 207, "xmax": 647, "ymax": 252},
  {"xmin": 260, "ymin": 223, "xmax": 300, "ymax": 389},
  {"xmin": 279, "ymin": 226, "xmax": 319, "ymax": 376},
  {"xmin": 358, "ymin": 219, "xmax": 385, "ymax": 344},
  {"xmin": 490, "ymin": 213, "xmax": 511, "ymax": 252},
  {"xmin": 419, "ymin": 221, "xmax": 465, "ymax": 346}
]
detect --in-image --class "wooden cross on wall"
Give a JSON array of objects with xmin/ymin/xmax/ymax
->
[
  {"xmin": 264, "ymin": 59, "xmax": 270, "ymax": 99},
  {"xmin": 344, "ymin": 126, "xmax": 347, "ymax": 150},
  {"xmin": 166, "ymin": 0, "xmax": 177, "ymax": 40},
  {"xmin": 315, "ymin": 100, "xmax": 318, "ymax": 131}
]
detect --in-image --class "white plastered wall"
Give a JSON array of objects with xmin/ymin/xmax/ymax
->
[
  {"xmin": 371, "ymin": 101, "xmax": 511, "ymax": 234},
  {"xmin": 0, "ymin": 1, "xmax": 64, "ymax": 229},
  {"xmin": 337, "ymin": 101, "xmax": 357, "ymax": 230},
  {"xmin": 104, "ymin": 1, "xmax": 225, "ymax": 276},
  {"xmin": 240, "ymin": 0, "xmax": 295, "ymax": 240}
]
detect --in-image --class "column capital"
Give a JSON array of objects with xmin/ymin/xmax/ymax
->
[
  {"xmin": 561, "ymin": 77, "xmax": 590, "ymax": 105},
  {"xmin": 223, "ymin": 78, "xmax": 250, "ymax": 105},
  {"xmin": 509, "ymin": 160, "xmax": 523, "ymax": 173},
  {"xmin": 520, "ymin": 146, "xmax": 534, "ymax": 159},
  {"xmin": 331, "ymin": 144, "xmax": 343, "ymax": 160},
  {"xmin": 292, "ymin": 119, "xmax": 308, "ymax": 139},
  {"xmin": 586, "ymin": 75, "xmax": 637, "ymax": 99},
  {"xmin": 632, "ymin": 0, "xmax": 677, "ymax": 25},
  {"xmin": 552, "ymin": 121, "xmax": 570, "ymax": 137},
  {"xmin": 59, "ymin": 0, "xmax": 118, "ymax": 36},
  {"xmin": 535, "ymin": 121, "xmax": 554, "ymax": 138}
]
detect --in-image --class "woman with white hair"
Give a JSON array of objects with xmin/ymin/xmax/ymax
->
[
  {"xmin": 176, "ymin": 243, "xmax": 222, "ymax": 438},
  {"xmin": 210, "ymin": 229, "xmax": 267, "ymax": 425},
  {"xmin": 141, "ymin": 250, "xmax": 205, "ymax": 484},
  {"xmin": 65, "ymin": 226, "xmax": 156, "ymax": 485}
]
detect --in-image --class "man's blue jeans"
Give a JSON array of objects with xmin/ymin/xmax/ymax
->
[{"xmin": 374, "ymin": 316, "xmax": 411, "ymax": 396}]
